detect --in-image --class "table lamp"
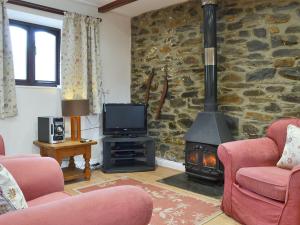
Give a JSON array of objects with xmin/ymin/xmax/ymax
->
[{"xmin": 62, "ymin": 99, "xmax": 89, "ymax": 141}]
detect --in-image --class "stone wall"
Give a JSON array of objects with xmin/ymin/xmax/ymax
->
[{"xmin": 131, "ymin": 0, "xmax": 300, "ymax": 162}]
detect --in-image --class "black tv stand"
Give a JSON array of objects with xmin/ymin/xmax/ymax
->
[
  {"xmin": 102, "ymin": 136, "xmax": 155, "ymax": 173},
  {"xmin": 110, "ymin": 134, "xmax": 140, "ymax": 138}
]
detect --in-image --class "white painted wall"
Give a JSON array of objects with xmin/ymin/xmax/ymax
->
[{"xmin": 0, "ymin": 0, "xmax": 131, "ymax": 164}]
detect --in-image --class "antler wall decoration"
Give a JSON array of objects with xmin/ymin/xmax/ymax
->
[
  {"xmin": 143, "ymin": 65, "xmax": 170, "ymax": 120},
  {"xmin": 155, "ymin": 65, "xmax": 169, "ymax": 120},
  {"xmin": 144, "ymin": 68, "xmax": 155, "ymax": 105}
]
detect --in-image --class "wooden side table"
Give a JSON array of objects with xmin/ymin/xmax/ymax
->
[{"xmin": 33, "ymin": 139, "xmax": 97, "ymax": 181}]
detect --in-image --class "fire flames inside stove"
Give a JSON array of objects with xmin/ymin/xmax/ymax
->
[
  {"xmin": 185, "ymin": 142, "xmax": 223, "ymax": 181},
  {"xmin": 188, "ymin": 151, "xmax": 198, "ymax": 164},
  {"xmin": 203, "ymin": 152, "xmax": 217, "ymax": 168}
]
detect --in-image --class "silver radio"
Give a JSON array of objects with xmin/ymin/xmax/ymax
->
[{"xmin": 38, "ymin": 117, "xmax": 65, "ymax": 144}]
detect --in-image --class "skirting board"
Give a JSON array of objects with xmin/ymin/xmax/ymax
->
[
  {"xmin": 155, "ymin": 157, "xmax": 185, "ymax": 171},
  {"xmin": 64, "ymin": 157, "xmax": 185, "ymax": 171}
]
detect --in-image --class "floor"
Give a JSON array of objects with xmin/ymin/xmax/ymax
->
[{"xmin": 65, "ymin": 166, "xmax": 240, "ymax": 225}]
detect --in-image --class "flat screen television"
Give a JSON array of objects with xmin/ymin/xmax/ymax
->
[{"xmin": 103, "ymin": 103, "xmax": 147, "ymax": 136}]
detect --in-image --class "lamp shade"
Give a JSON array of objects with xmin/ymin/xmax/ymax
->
[{"xmin": 62, "ymin": 99, "xmax": 89, "ymax": 116}]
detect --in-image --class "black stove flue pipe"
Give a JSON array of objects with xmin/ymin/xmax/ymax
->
[{"xmin": 202, "ymin": 0, "xmax": 218, "ymax": 112}]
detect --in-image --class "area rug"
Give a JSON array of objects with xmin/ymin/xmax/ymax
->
[
  {"xmin": 75, "ymin": 177, "xmax": 221, "ymax": 225},
  {"xmin": 158, "ymin": 173, "xmax": 223, "ymax": 199}
]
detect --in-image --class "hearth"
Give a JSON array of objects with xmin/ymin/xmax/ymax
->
[{"xmin": 184, "ymin": 0, "xmax": 233, "ymax": 181}]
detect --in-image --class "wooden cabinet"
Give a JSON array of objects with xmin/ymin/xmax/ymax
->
[{"xmin": 34, "ymin": 139, "xmax": 97, "ymax": 181}]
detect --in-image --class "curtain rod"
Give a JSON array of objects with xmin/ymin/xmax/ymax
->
[{"xmin": 7, "ymin": 0, "xmax": 102, "ymax": 22}]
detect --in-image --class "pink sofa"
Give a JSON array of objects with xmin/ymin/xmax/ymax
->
[
  {"xmin": 0, "ymin": 135, "xmax": 4, "ymax": 156},
  {"xmin": 0, "ymin": 135, "xmax": 40, "ymax": 159},
  {"xmin": 0, "ymin": 157, "xmax": 153, "ymax": 225},
  {"xmin": 218, "ymin": 118, "xmax": 300, "ymax": 225}
]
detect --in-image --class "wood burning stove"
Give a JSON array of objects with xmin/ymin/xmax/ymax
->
[
  {"xmin": 185, "ymin": 142, "xmax": 223, "ymax": 181},
  {"xmin": 184, "ymin": 0, "xmax": 233, "ymax": 181}
]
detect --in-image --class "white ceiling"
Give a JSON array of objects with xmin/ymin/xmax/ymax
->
[{"xmin": 71, "ymin": 0, "xmax": 189, "ymax": 17}]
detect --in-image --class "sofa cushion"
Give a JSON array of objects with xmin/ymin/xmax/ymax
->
[
  {"xmin": 277, "ymin": 124, "xmax": 300, "ymax": 170},
  {"xmin": 27, "ymin": 192, "xmax": 70, "ymax": 207},
  {"xmin": 0, "ymin": 164, "xmax": 28, "ymax": 210},
  {"xmin": 236, "ymin": 167, "xmax": 290, "ymax": 202},
  {"xmin": 266, "ymin": 118, "xmax": 300, "ymax": 155},
  {"xmin": 0, "ymin": 192, "xmax": 16, "ymax": 215}
]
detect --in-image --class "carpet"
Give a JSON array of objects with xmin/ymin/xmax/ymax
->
[
  {"xmin": 158, "ymin": 173, "xmax": 223, "ymax": 199},
  {"xmin": 76, "ymin": 177, "xmax": 221, "ymax": 225}
]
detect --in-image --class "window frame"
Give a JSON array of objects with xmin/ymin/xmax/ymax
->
[{"xmin": 9, "ymin": 19, "xmax": 61, "ymax": 87}]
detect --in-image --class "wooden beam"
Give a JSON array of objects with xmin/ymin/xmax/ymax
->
[
  {"xmin": 7, "ymin": 0, "xmax": 65, "ymax": 15},
  {"xmin": 98, "ymin": 0, "xmax": 137, "ymax": 13}
]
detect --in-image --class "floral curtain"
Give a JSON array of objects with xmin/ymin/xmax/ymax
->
[
  {"xmin": 61, "ymin": 12, "xmax": 102, "ymax": 114},
  {"xmin": 0, "ymin": 0, "xmax": 17, "ymax": 118}
]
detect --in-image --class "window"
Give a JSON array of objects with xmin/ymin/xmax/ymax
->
[{"xmin": 9, "ymin": 20, "xmax": 60, "ymax": 86}]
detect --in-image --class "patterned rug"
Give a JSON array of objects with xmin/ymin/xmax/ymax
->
[{"xmin": 75, "ymin": 177, "xmax": 221, "ymax": 225}]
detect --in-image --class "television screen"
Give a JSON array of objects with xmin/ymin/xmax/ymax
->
[{"xmin": 103, "ymin": 104, "xmax": 147, "ymax": 136}]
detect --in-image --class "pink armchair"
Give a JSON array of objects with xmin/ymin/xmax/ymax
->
[
  {"xmin": 0, "ymin": 157, "xmax": 153, "ymax": 225},
  {"xmin": 218, "ymin": 118, "xmax": 300, "ymax": 225}
]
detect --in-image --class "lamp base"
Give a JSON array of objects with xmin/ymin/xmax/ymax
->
[{"xmin": 70, "ymin": 116, "xmax": 81, "ymax": 141}]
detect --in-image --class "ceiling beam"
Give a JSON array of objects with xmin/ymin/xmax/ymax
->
[
  {"xmin": 98, "ymin": 0, "xmax": 137, "ymax": 13},
  {"xmin": 7, "ymin": 0, "xmax": 65, "ymax": 15}
]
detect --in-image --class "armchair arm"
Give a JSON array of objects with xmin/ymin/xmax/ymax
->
[
  {"xmin": 0, "ymin": 186, "xmax": 153, "ymax": 225},
  {"xmin": 0, "ymin": 157, "xmax": 64, "ymax": 201},
  {"xmin": 218, "ymin": 137, "xmax": 279, "ymax": 215},
  {"xmin": 279, "ymin": 165, "xmax": 300, "ymax": 225},
  {"xmin": 218, "ymin": 137, "xmax": 279, "ymax": 181}
]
